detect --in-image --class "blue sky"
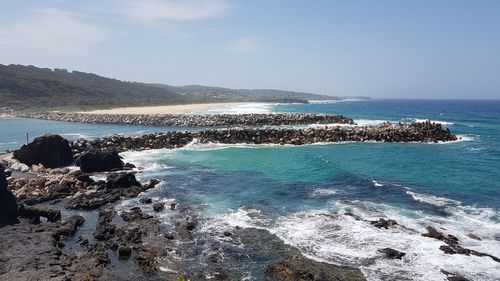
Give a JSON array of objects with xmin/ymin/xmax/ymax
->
[{"xmin": 0, "ymin": 0, "xmax": 499, "ymax": 99}]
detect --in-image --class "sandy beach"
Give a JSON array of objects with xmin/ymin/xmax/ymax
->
[{"xmin": 79, "ymin": 102, "xmax": 270, "ymax": 115}]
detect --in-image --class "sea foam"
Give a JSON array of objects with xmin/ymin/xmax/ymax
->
[
  {"xmin": 186, "ymin": 103, "xmax": 274, "ymax": 115},
  {"xmin": 269, "ymin": 200, "xmax": 500, "ymax": 281}
]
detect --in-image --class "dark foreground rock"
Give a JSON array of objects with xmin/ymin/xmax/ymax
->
[
  {"xmin": 76, "ymin": 148, "xmax": 124, "ymax": 172},
  {"xmin": 0, "ymin": 163, "xmax": 18, "ymax": 226},
  {"xmin": 13, "ymin": 134, "xmax": 73, "ymax": 168},
  {"xmin": 265, "ymin": 258, "xmax": 366, "ymax": 281},
  {"xmin": 18, "ymin": 204, "xmax": 61, "ymax": 223},
  {"xmin": 0, "ymin": 216, "xmax": 84, "ymax": 281}
]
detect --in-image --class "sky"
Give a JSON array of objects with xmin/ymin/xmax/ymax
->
[{"xmin": 0, "ymin": 0, "xmax": 499, "ymax": 99}]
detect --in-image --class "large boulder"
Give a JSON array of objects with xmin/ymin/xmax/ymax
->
[
  {"xmin": 77, "ymin": 148, "xmax": 123, "ymax": 173},
  {"xmin": 0, "ymin": 163, "xmax": 18, "ymax": 227},
  {"xmin": 106, "ymin": 173, "xmax": 140, "ymax": 189},
  {"xmin": 13, "ymin": 134, "xmax": 73, "ymax": 168},
  {"xmin": 378, "ymin": 248, "xmax": 406, "ymax": 259}
]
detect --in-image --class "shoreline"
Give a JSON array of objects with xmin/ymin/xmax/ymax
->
[
  {"xmin": 0, "ymin": 135, "xmax": 368, "ymax": 280},
  {"xmin": 78, "ymin": 102, "xmax": 271, "ymax": 115},
  {"xmin": 0, "ymin": 132, "xmax": 493, "ymax": 281}
]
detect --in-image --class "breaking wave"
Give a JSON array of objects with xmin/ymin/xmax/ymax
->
[{"xmin": 270, "ymin": 200, "xmax": 500, "ymax": 281}]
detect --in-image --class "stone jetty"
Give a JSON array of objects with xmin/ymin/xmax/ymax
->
[
  {"xmin": 13, "ymin": 112, "xmax": 355, "ymax": 127},
  {"xmin": 70, "ymin": 121, "xmax": 457, "ymax": 155}
]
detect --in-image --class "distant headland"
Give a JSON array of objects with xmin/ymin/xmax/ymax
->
[{"xmin": 0, "ymin": 64, "xmax": 369, "ymax": 111}]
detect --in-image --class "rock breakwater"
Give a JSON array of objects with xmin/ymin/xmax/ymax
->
[
  {"xmin": 13, "ymin": 112, "xmax": 355, "ymax": 127},
  {"xmin": 70, "ymin": 121, "xmax": 458, "ymax": 154}
]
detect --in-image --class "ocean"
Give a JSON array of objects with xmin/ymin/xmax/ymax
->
[{"xmin": 1, "ymin": 99, "xmax": 499, "ymax": 280}]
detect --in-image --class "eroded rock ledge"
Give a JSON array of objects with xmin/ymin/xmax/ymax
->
[{"xmin": 13, "ymin": 112, "xmax": 355, "ymax": 127}]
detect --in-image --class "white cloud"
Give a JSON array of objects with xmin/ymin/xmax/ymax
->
[
  {"xmin": 0, "ymin": 8, "xmax": 108, "ymax": 64},
  {"xmin": 227, "ymin": 37, "xmax": 263, "ymax": 53},
  {"xmin": 122, "ymin": 0, "xmax": 230, "ymax": 22}
]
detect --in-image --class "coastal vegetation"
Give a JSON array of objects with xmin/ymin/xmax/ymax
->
[{"xmin": 0, "ymin": 64, "xmax": 367, "ymax": 111}]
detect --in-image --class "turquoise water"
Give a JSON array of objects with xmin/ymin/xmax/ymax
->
[
  {"xmin": 0, "ymin": 117, "xmax": 201, "ymax": 152},
  {"xmin": 1, "ymin": 99, "xmax": 499, "ymax": 280}
]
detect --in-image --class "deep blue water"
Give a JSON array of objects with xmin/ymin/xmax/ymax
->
[{"xmin": 1, "ymin": 99, "xmax": 499, "ymax": 280}]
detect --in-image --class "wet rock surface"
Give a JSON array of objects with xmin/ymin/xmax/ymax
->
[
  {"xmin": 378, "ymin": 248, "xmax": 406, "ymax": 259},
  {"xmin": 265, "ymin": 258, "xmax": 366, "ymax": 281},
  {"xmin": 18, "ymin": 204, "xmax": 61, "ymax": 223},
  {"xmin": 370, "ymin": 218, "xmax": 398, "ymax": 229},
  {"xmin": 441, "ymin": 270, "xmax": 472, "ymax": 281},
  {"xmin": 422, "ymin": 226, "xmax": 500, "ymax": 263},
  {"xmin": 152, "ymin": 202, "xmax": 165, "ymax": 212},
  {"xmin": 13, "ymin": 134, "xmax": 73, "ymax": 168}
]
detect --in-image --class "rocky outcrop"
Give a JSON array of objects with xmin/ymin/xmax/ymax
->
[
  {"xmin": 52, "ymin": 215, "xmax": 85, "ymax": 238},
  {"xmin": 65, "ymin": 174, "xmax": 159, "ymax": 210},
  {"xmin": 175, "ymin": 217, "xmax": 197, "ymax": 240},
  {"xmin": 120, "ymin": 207, "xmax": 152, "ymax": 222},
  {"xmin": 422, "ymin": 226, "xmax": 459, "ymax": 245},
  {"xmin": 0, "ymin": 163, "xmax": 18, "ymax": 227},
  {"xmin": 378, "ymin": 248, "xmax": 406, "ymax": 259},
  {"xmin": 422, "ymin": 226, "xmax": 500, "ymax": 263},
  {"xmin": 15, "ymin": 112, "xmax": 355, "ymax": 127},
  {"xmin": 370, "ymin": 218, "xmax": 398, "ymax": 229},
  {"xmin": 10, "ymin": 168, "xmax": 80, "ymax": 204},
  {"xmin": 76, "ymin": 148, "xmax": 124, "ymax": 172},
  {"xmin": 13, "ymin": 134, "xmax": 73, "ymax": 168},
  {"xmin": 152, "ymin": 202, "xmax": 165, "ymax": 212},
  {"xmin": 265, "ymin": 258, "xmax": 366, "ymax": 281},
  {"xmin": 94, "ymin": 208, "xmax": 117, "ymax": 241},
  {"xmin": 106, "ymin": 172, "xmax": 141, "ymax": 189},
  {"xmin": 18, "ymin": 204, "xmax": 61, "ymax": 223}
]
